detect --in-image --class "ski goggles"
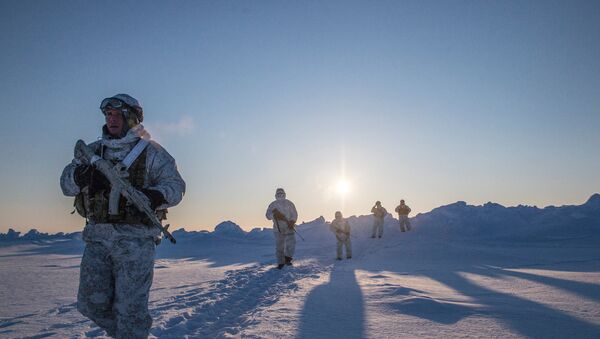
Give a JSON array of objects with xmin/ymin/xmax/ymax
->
[{"xmin": 100, "ymin": 98, "xmax": 128, "ymax": 111}]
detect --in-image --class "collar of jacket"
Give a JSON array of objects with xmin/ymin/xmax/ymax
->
[{"xmin": 101, "ymin": 124, "xmax": 151, "ymax": 149}]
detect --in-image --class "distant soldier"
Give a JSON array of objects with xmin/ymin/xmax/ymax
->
[
  {"xmin": 330, "ymin": 211, "xmax": 352, "ymax": 260},
  {"xmin": 395, "ymin": 199, "xmax": 412, "ymax": 232},
  {"xmin": 266, "ymin": 188, "xmax": 298, "ymax": 269},
  {"xmin": 371, "ymin": 201, "xmax": 387, "ymax": 238}
]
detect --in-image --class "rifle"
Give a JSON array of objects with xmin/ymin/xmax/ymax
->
[
  {"xmin": 273, "ymin": 209, "xmax": 304, "ymax": 241},
  {"xmin": 74, "ymin": 140, "xmax": 177, "ymax": 244},
  {"xmin": 332, "ymin": 221, "xmax": 356, "ymax": 239},
  {"xmin": 292, "ymin": 225, "xmax": 305, "ymax": 241}
]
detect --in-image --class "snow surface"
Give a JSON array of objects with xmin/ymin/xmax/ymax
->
[{"xmin": 1, "ymin": 195, "xmax": 600, "ymax": 338}]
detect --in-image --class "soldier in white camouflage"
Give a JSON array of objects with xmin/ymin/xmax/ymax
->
[
  {"xmin": 371, "ymin": 201, "xmax": 387, "ymax": 238},
  {"xmin": 266, "ymin": 188, "xmax": 298, "ymax": 269},
  {"xmin": 60, "ymin": 94, "xmax": 185, "ymax": 338},
  {"xmin": 395, "ymin": 199, "xmax": 412, "ymax": 232},
  {"xmin": 330, "ymin": 211, "xmax": 352, "ymax": 260}
]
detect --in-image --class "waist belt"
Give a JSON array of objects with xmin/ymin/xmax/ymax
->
[{"xmin": 90, "ymin": 212, "xmax": 149, "ymax": 225}]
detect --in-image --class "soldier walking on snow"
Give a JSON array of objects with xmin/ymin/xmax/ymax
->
[
  {"xmin": 60, "ymin": 94, "xmax": 185, "ymax": 338},
  {"xmin": 395, "ymin": 199, "xmax": 412, "ymax": 232},
  {"xmin": 330, "ymin": 211, "xmax": 352, "ymax": 260},
  {"xmin": 266, "ymin": 188, "xmax": 298, "ymax": 269},
  {"xmin": 371, "ymin": 201, "xmax": 387, "ymax": 238}
]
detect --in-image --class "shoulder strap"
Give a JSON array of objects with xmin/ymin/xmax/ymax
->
[{"xmin": 122, "ymin": 139, "xmax": 150, "ymax": 170}]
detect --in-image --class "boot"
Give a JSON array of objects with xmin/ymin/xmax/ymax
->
[
  {"xmin": 277, "ymin": 264, "xmax": 285, "ymax": 269},
  {"xmin": 285, "ymin": 256, "xmax": 293, "ymax": 266}
]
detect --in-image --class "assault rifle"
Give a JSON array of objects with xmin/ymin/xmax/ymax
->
[
  {"xmin": 273, "ymin": 209, "xmax": 305, "ymax": 241},
  {"xmin": 74, "ymin": 140, "xmax": 176, "ymax": 244},
  {"xmin": 332, "ymin": 222, "xmax": 356, "ymax": 240}
]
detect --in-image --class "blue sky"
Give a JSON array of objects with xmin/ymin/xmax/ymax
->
[{"xmin": 1, "ymin": 0, "xmax": 599, "ymax": 233}]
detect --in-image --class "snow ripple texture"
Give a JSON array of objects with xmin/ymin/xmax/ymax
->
[{"xmin": 151, "ymin": 260, "xmax": 323, "ymax": 338}]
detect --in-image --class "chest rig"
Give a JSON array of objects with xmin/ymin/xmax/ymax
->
[{"xmin": 74, "ymin": 144, "xmax": 150, "ymax": 225}]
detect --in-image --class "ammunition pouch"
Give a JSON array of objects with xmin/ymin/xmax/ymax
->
[{"xmin": 75, "ymin": 188, "xmax": 168, "ymax": 225}]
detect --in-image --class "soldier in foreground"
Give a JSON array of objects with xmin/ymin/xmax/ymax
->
[{"xmin": 60, "ymin": 94, "xmax": 185, "ymax": 338}]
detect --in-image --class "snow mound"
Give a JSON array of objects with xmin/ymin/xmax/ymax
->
[
  {"xmin": 213, "ymin": 221, "xmax": 245, "ymax": 238},
  {"xmin": 413, "ymin": 194, "xmax": 600, "ymax": 242},
  {"xmin": 584, "ymin": 193, "xmax": 600, "ymax": 208}
]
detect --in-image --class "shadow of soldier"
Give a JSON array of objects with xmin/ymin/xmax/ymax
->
[{"xmin": 297, "ymin": 264, "xmax": 366, "ymax": 339}]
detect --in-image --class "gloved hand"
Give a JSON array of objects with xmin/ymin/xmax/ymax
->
[
  {"xmin": 74, "ymin": 165, "xmax": 110, "ymax": 193},
  {"xmin": 73, "ymin": 165, "xmax": 92, "ymax": 188},
  {"xmin": 272, "ymin": 209, "xmax": 285, "ymax": 221},
  {"xmin": 142, "ymin": 189, "xmax": 167, "ymax": 210}
]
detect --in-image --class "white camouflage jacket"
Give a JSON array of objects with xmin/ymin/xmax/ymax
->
[
  {"xmin": 265, "ymin": 191, "xmax": 298, "ymax": 233},
  {"xmin": 330, "ymin": 218, "xmax": 351, "ymax": 241},
  {"xmin": 60, "ymin": 124, "xmax": 186, "ymax": 241}
]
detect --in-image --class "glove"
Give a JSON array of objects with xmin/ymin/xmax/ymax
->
[
  {"xmin": 74, "ymin": 165, "xmax": 110, "ymax": 194},
  {"xmin": 73, "ymin": 165, "xmax": 92, "ymax": 188},
  {"xmin": 141, "ymin": 189, "xmax": 167, "ymax": 210},
  {"xmin": 272, "ymin": 209, "xmax": 285, "ymax": 220},
  {"xmin": 287, "ymin": 220, "xmax": 296, "ymax": 229}
]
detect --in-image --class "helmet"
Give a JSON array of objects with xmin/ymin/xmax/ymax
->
[
  {"xmin": 100, "ymin": 93, "xmax": 144, "ymax": 123},
  {"xmin": 275, "ymin": 188, "xmax": 286, "ymax": 199},
  {"xmin": 400, "ymin": 199, "xmax": 405, "ymax": 204},
  {"xmin": 335, "ymin": 211, "xmax": 343, "ymax": 218}
]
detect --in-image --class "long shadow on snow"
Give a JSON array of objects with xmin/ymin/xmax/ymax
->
[
  {"xmin": 484, "ymin": 265, "xmax": 600, "ymax": 303},
  {"xmin": 360, "ymin": 231, "xmax": 600, "ymax": 338},
  {"xmin": 428, "ymin": 269, "xmax": 600, "ymax": 338},
  {"xmin": 297, "ymin": 264, "xmax": 366, "ymax": 339}
]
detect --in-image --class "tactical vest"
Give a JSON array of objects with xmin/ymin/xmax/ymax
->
[
  {"xmin": 397, "ymin": 205, "xmax": 410, "ymax": 215},
  {"xmin": 74, "ymin": 145, "xmax": 155, "ymax": 225},
  {"xmin": 373, "ymin": 207, "xmax": 385, "ymax": 219}
]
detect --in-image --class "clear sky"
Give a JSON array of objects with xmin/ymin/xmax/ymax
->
[{"xmin": 1, "ymin": 0, "xmax": 599, "ymax": 233}]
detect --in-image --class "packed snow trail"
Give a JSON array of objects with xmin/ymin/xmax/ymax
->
[{"xmin": 151, "ymin": 260, "xmax": 326, "ymax": 338}]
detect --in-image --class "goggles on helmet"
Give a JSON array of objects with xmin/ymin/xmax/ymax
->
[{"xmin": 100, "ymin": 98, "xmax": 128, "ymax": 112}]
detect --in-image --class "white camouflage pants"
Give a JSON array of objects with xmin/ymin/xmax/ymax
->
[
  {"xmin": 274, "ymin": 221, "xmax": 296, "ymax": 265},
  {"xmin": 336, "ymin": 236, "xmax": 352, "ymax": 259},
  {"xmin": 77, "ymin": 237, "xmax": 155, "ymax": 339},
  {"xmin": 399, "ymin": 215, "xmax": 411, "ymax": 231},
  {"xmin": 372, "ymin": 218, "xmax": 384, "ymax": 238}
]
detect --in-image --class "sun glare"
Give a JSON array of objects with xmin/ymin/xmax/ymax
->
[{"xmin": 337, "ymin": 179, "xmax": 350, "ymax": 195}]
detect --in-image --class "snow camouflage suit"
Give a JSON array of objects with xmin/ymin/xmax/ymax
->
[
  {"xmin": 330, "ymin": 217, "xmax": 352, "ymax": 259},
  {"xmin": 395, "ymin": 203, "xmax": 412, "ymax": 232},
  {"xmin": 371, "ymin": 204, "xmax": 387, "ymax": 238},
  {"xmin": 60, "ymin": 124, "xmax": 185, "ymax": 339},
  {"xmin": 265, "ymin": 189, "xmax": 298, "ymax": 266}
]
